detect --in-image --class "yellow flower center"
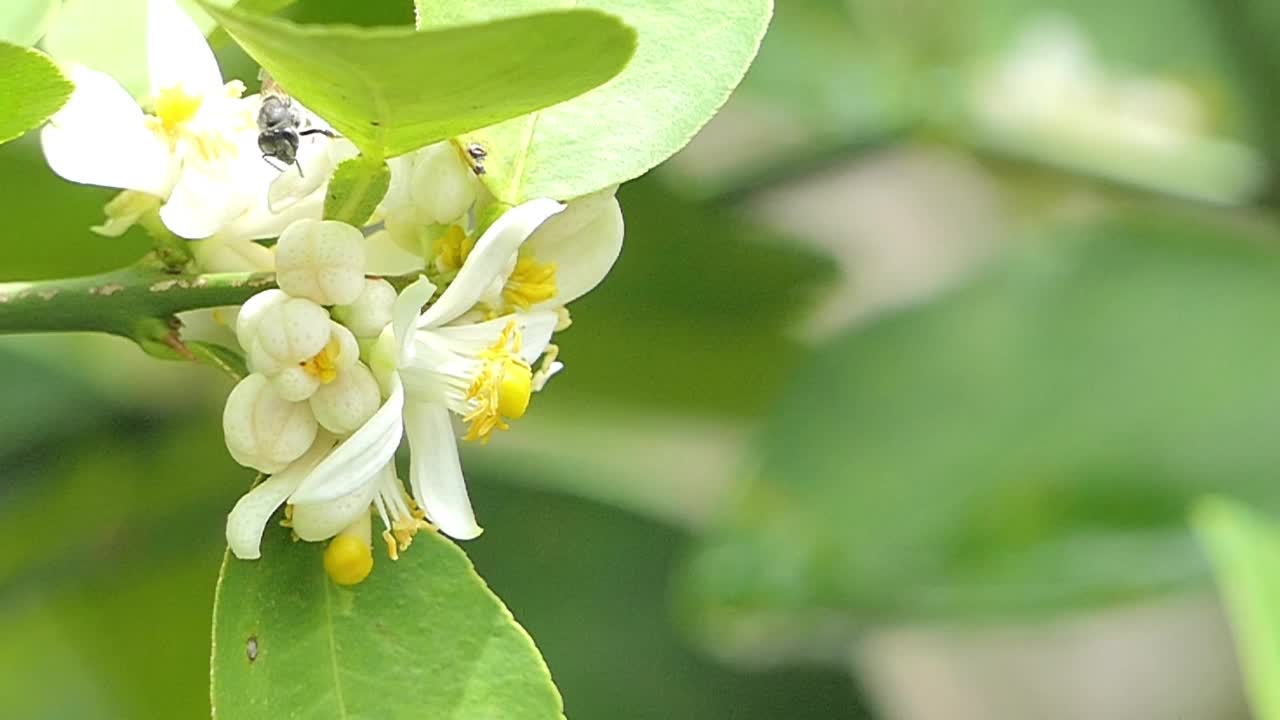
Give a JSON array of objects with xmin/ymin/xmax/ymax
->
[
  {"xmin": 324, "ymin": 534, "xmax": 373, "ymax": 586},
  {"xmin": 299, "ymin": 337, "xmax": 342, "ymax": 384},
  {"xmin": 432, "ymin": 224, "xmax": 474, "ymax": 274},
  {"xmin": 502, "ymin": 256, "xmax": 558, "ymax": 310},
  {"xmin": 153, "ymin": 85, "xmax": 203, "ymax": 134},
  {"xmin": 462, "ymin": 321, "xmax": 533, "ymax": 443}
]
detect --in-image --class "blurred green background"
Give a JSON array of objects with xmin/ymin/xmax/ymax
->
[{"xmin": 10, "ymin": 0, "xmax": 1280, "ymax": 717}]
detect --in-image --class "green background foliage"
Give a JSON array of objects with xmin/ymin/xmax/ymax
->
[{"xmin": 10, "ymin": 0, "xmax": 1280, "ymax": 717}]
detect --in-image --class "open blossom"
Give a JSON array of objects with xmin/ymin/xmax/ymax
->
[{"xmin": 40, "ymin": 0, "xmax": 347, "ymax": 243}]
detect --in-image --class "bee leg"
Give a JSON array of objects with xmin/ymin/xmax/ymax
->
[
  {"xmin": 262, "ymin": 154, "xmax": 287, "ymax": 173},
  {"xmin": 294, "ymin": 160, "xmax": 305, "ymax": 179},
  {"xmin": 299, "ymin": 128, "xmax": 338, "ymax": 139}
]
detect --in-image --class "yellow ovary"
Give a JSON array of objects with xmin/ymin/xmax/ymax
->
[
  {"xmin": 324, "ymin": 534, "xmax": 373, "ymax": 586},
  {"xmin": 462, "ymin": 321, "xmax": 533, "ymax": 443}
]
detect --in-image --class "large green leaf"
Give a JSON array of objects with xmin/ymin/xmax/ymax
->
[
  {"xmin": 211, "ymin": 524, "xmax": 563, "ymax": 719},
  {"xmin": 416, "ymin": 0, "xmax": 773, "ymax": 202},
  {"xmin": 1193, "ymin": 498, "xmax": 1280, "ymax": 720},
  {"xmin": 0, "ymin": 43, "xmax": 72, "ymax": 145},
  {"xmin": 682, "ymin": 213, "xmax": 1280, "ymax": 650},
  {"xmin": 203, "ymin": 2, "xmax": 635, "ymax": 160}
]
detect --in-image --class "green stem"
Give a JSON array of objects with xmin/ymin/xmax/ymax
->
[
  {"xmin": 0, "ymin": 258, "xmax": 422, "ymax": 341},
  {"xmin": 0, "ymin": 262, "xmax": 275, "ymax": 338}
]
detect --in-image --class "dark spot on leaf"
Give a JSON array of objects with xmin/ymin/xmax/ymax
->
[
  {"xmin": 247, "ymin": 635, "xmax": 259, "ymax": 662},
  {"xmin": 370, "ymin": 120, "xmax": 380, "ymax": 126}
]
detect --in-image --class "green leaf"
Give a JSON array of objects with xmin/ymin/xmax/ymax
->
[
  {"xmin": 682, "ymin": 213, "xmax": 1280, "ymax": 652},
  {"xmin": 202, "ymin": 2, "xmax": 636, "ymax": 160},
  {"xmin": 211, "ymin": 525, "xmax": 564, "ymax": 719},
  {"xmin": 0, "ymin": 0, "xmax": 59, "ymax": 46},
  {"xmin": 323, "ymin": 156, "xmax": 391, "ymax": 226},
  {"xmin": 0, "ymin": 43, "xmax": 72, "ymax": 145},
  {"xmin": 1192, "ymin": 498, "xmax": 1280, "ymax": 720},
  {"xmin": 416, "ymin": 0, "xmax": 774, "ymax": 202}
]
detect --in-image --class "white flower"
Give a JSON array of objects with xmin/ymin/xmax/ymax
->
[
  {"xmin": 285, "ymin": 199, "xmax": 566, "ymax": 544},
  {"xmin": 333, "ymin": 278, "xmax": 397, "ymax": 338},
  {"xmin": 222, "ymin": 373, "xmax": 319, "ymax": 474},
  {"xmin": 379, "ymin": 142, "xmax": 479, "ymax": 255},
  {"xmin": 490, "ymin": 187, "xmax": 625, "ymax": 314},
  {"xmin": 236, "ymin": 289, "xmax": 361, "ymax": 403},
  {"xmin": 275, "ymin": 219, "xmax": 367, "ymax": 306},
  {"xmin": 40, "ymin": 0, "xmax": 346, "ymax": 241}
]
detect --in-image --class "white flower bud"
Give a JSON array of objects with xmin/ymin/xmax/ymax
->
[
  {"xmin": 235, "ymin": 289, "xmax": 288, "ymax": 350},
  {"xmin": 261, "ymin": 320, "xmax": 361, "ymax": 402},
  {"xmin": 309, "ymin": 362, "xmax": 382, "ymax": 435},
  {"xmin": 409, "ymin": 143, "xmax": 477, "ymax": 226},
  {"xmin": 245, "ymin": 296, "xmax": 331, "ymax": 374},
  {"xmin": 333, "ymin": 278, "xmax": 397, "ymax": 337},
  {"xmin": 275, "ymin": 219, "xmax": 366, "ymax": 306},
  {"xmin": 223, "ymin": 373, "xmax": 318, "ymax": 473}
]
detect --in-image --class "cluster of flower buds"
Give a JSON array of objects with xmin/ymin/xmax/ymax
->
[{"xmin": 38, "ymin": 0, "xmax": 624, "ymax": 584}]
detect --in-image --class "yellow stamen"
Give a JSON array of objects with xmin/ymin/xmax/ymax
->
[
  {"xmin": 153, "ymin": 86, "xmax": 203, "ymax": 134},
  {"xmin": 299, "ymin": 337, "xmax": 342, "ymax": 384},
  {"xmin": 433, "ymin": 224, "xmax": 474, "ymax": 274},
  {"xmin": 324, "ymin": 534, "xmax": 373, "ymax": 586},
  {"xmin": 462, "ymin": 321, "xmax": 533, "ymax": 443},
  {"xmin": 502, "ymin": 256, "xmax": 558, "ymax": 310}
]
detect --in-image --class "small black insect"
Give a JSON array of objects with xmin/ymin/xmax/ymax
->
[
  {"xmin": 257, "ymin": 72, "xmax": 336, "ymax": 176},
  {"xmin": 464, "ymin": 142, "xmax": 487, "ymax": 175}
]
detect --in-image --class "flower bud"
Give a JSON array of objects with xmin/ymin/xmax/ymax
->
[
  {"xmin": 409, "ymin": 143, "xmax": 477, "ymax": 226},
  {"xmin": 245, "ymin": 296, "xmax": 332, "ymax": 374},
  {"xmin": 309, "ymin": 362, "xmax": 382, "ymax": 435},
  {"xmin": 333, "ymin": 278, "xmax": 397, "ymax": 338},
  {"xmin": 223, "ymin": 373, "xmax": 318, "ymax": 473},
  {"xmin": 235, "ymin": 289, "xmax": 288, "ymax": 349},
  {"xmin": 275, "ymin": 219, "xmax": 366, "ymax": 305},
  {"xmin": 264, "ymin": 321, "xmax": 360, "ymax": 402}
]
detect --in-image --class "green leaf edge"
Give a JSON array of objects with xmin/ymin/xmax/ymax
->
[
  {"xmin": 1192, "ymin": 496, "xmax": 1280, "ymax": 720},
  {"xmin": 0, "ymin": 42, "xmax": 74, "ymax": 145}
]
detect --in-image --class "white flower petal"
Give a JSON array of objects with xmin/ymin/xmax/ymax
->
[
  {"xmin": 147, "ymin": 0, "xmax": 221, "ymax": 97},
  {"xmin": 290, "ymin": 375, "xmax": 405, "ymax": 504},
  {"xmin": 191, "ymin": 235, "xmax": 275, "ymax": 273},
  {"xmin": 291, "ymin": 476, "xmax": 379, "ymax": 542},
  {"xmin": 392, "ymin": 275, "xmax": 436, "ymax": 366},
  {"xmin": 267, "ymin": 136, "xmax": 356, "ymax": 212},
  {"xmin": 41, "ymin": 66, "xmax": 176, "ymax": 196},
  {"xmin": 431, "ymin": 311, "xmax": 559, "ymax": 365},
  {"xmin": 364, "ymin": 229, "xmax": 427, "ymax": 276},
  {"xmin": 525, "ymin": 190, "xmax": 624, "ymax": 307},
  {"xmin": 160, "ymin": 161, "xmax": 255, "ymax": 239},
  {"xmin": 404, "ymin": 402, "xmax": 481, "ymax": 540},
  {"xmin": 417, "ymin": 198, "xmax": 564, "ymax": 329},
  {"xmin": 225, "ymin": 435, "xmax": 335, "ymax": 559}
]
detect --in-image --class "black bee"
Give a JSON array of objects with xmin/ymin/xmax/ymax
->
[
  {"xmin": 464, "ymin": 142, "xmax": 487, "ymax": 175},
  {"xmin": 257, "ymin": 71, "xmax": 336, "ymax": 176}
]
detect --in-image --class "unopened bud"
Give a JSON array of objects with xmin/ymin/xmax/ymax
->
[
  {"xmin": 223, "ymin": 373, "xmax": 318, "ymax": 473},
  {"xmin": 275, "ymin": 219, "xmax": 366, "ymax": 305}
]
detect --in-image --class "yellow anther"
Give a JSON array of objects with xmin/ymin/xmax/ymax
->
[
  {"xmin": 433, "ymin": 225, "xmax": 474, "ymax": 274},
  {"xmin": 381, "ymin": 529, "xmax": 400, "ymax": 561},
  {"xmin": 462, "ymin": 321, "xmax": 533, "ymax": 443},
  {"xmin": 502, "ymin": 256, "xmax": 558, "ymax": 310},
  {"xmin": 323, "ymin": 534, "xmax": 373, "ymax": 586},
  {"xmin": 153, "ymin": 86, "xmax": 202, "ymax": 134},
  {"xmin": 299, "ymin": 337, "xmax": 342, "ymax": 384}
]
